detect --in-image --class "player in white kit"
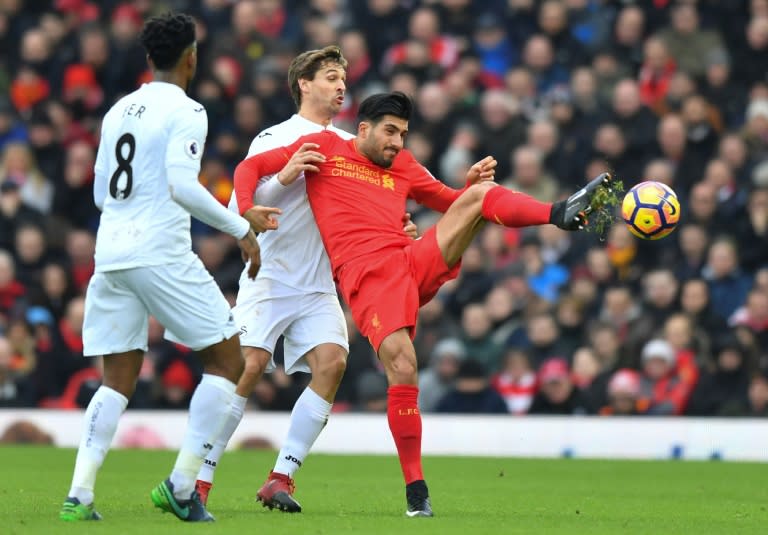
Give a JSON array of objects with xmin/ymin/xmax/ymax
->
[
  {"xmin": 59, "ymin": 13, "xmax": 260, "ymax": 523},
  {"xmin": 194, "ymin": 46, "xmax": 416, "ymax": 512}
]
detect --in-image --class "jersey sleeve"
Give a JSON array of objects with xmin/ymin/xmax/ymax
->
[
  {"xmin": 233, "ymin": 132, "xmax": 327, "ymax": 215},
  {"xmin": 93, "ymin": 126, "xmax": 109, "ymax": 211},
  {"xmin": 164, "ymin": 104, "xmax": 249, "ymax": 239},
  {"xmin": 403, "ymin": 152, "xmax": 465, "ymax": 213},
  {"xmin": 165, "ymin": 105, "xmax": 207, "ymax": 171}
]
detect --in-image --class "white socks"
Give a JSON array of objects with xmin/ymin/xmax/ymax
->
[
  {"xmin": 170, "ymin": 374, "xmax": 236, "ymax": 500},
  {"xmin": 197, "ymin": 394, "xmax": 248, "ymax": 484},
  {"xmin": 68, "ymin": 386, "xmax": 129, "ymax": 505},
  {"xmin": 273, "ymin": 387, "xmax": 331, "ymax": 477}
]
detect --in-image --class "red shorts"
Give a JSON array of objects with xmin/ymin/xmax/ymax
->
[{"xmin": 336, "ymin": 226, "xmax": 461, "ymax": 352}]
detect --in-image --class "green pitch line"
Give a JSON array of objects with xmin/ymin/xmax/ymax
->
[{"xmin": 3, "ymin": 446, "xmax": 766, "ymax": 534}]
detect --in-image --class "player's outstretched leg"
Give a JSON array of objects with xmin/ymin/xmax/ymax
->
[
  {"xmin": 549, "ymin": 172, "xmax": 614, "ymax": 230},
  {"xmin": 151, "ymin": 478, "xmax": 214, "ymax": 522},
  {"xmin": 257, "ymin": 471, "xmax": 302, "ymax": 512},
  {"xmin": 59, "ymin": 497, "xmax": 102, "ymax": 521}
]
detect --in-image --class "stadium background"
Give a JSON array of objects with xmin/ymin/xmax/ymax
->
[{"xmin": 1, "ymin": 0, "xmax": 767, "ymax": 425}]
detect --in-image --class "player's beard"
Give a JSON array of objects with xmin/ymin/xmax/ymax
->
[
  {"xmin": 368, "ymin": 151, "xmax": 395, "ymax": 169},
  {"xmin": 362, "ymin": 140, "xmax": 396, "ymax": 168}
]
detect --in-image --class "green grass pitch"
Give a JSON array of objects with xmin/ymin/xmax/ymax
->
[{"xmin": 3, "ymin": 446, "xmax": 766, "ymax": 534}]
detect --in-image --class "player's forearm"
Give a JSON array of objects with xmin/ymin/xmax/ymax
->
[
  {"xmin": 419, "ymin": 184, "xmax": 465, "ymax": 213},
  {"xmin": 253, "ymin": 175, "xmax": 289, "ymax": 205},
  {"xmin": 167, "ymin": 166, "xmax": 249, "ymax": 239},
  {"xmin": 234, "ymin": 155, "xmax": 285, "ymax": 215}
]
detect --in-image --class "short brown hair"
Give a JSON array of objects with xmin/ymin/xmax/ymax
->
[{"xmin": 287, "ymin": 45, "xmax": 348, "ymax": 109}]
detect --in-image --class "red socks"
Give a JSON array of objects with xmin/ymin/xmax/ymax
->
[
  {"xmin": 481, "ymin": 186, "xmax": 552, "ymax": 227},
  {"xmin": 387, "ymin": 385, "xmax": 423, "ymax": 484}
]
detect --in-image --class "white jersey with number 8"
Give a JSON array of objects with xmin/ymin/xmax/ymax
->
[{"xmin": 93, "ymin": 81, "xmax": 208, "ymax": 272}]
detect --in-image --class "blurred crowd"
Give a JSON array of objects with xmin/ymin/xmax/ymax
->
[{"xmin": 1, "ymin": 0, "xmax": 767, "ymax": 417}]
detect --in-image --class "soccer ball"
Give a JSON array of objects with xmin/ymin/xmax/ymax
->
[{"xmin": 621, "ymin": 181, "xmax": 681, "ymax": 240}]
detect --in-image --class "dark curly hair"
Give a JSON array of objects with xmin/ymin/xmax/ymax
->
[
  {"xmin": 138, "ymin": 12, "xmax": 196, "ymax": 70},
  {"xmin": 357, "ymin": 91, "xmax": 413, "ymax": 124}
]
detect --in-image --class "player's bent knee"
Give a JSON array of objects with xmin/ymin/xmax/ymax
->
[
  {"xmin": 456, "ymin": 182, "xmax": 495, "ymax": 212},
  {"xmin": 317, "ymin": 353, "xmax": 346, "ymax": 382},
  {"xmin": 201, "ymin": 335, "xmax": 246, "ymax": 378},
  {"xmin": 385, "ymin": 353, "xmax": 418, "ymax": 385},
  {"xmin": 240, "ymin": 348, "xmax": 270, "ymax": 384}
]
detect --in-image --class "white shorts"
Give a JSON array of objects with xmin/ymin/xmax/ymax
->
[
  {"xmin": 233, "ymin": 278, "xmax": 348, "ymax": 374},
  {"xmin": 83, "ymin": 257, "xmax": 238, "ymax": 356}
]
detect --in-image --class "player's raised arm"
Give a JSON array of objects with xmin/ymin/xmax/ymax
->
[
  {"xmin": 407, "ymin": 154, "xmax": 497, "ymax": 213},
  {"xmin": 237, "ymin": 143, "xmax": 324, "ymax": 231},
  {"xmin": 233, "ymin": 134, "xmax": 326, "ymax": 215},
  {"xmin": 405, "ymin": 153, "xmax": 465, "ymax": 213}
]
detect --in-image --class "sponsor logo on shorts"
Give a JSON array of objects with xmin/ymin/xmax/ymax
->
[
  {"xmin": 398, "ymin": 408, "xmax": 420, "ymax": 416},
  {"xmin": 239, "ymin": 325, "xmax": 248, "ymax": 335},
  {"xmin": 203, "ymin": 442, "xmax": 213, "ymax": 450}
]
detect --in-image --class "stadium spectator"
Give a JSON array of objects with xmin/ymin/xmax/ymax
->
[
  {"xmin": 638, "ymin": 36, "xmax": 675, "ymax": 113},
  {"xmin": 0, "ymin": 141, "xmax": 53, "ymax": 214},
  {"xmin": 537, "ymin": 0, "xmax": 589, "ymax": 69},
  {"xmin": 679, "ymin": 278, "xmax": 729, "ymax": 343},
  {"xmin": 521, "ymin": 34, "xmax": 569, "ymax": 94},
  {"xmin": 476, "ymin": 89, "xmax": 526, "ymax": 181},
  {"xmin": 610, "ymin": 5, "xmax": 645, "ymax": 74},
  {"xmin": 732, "ymin": 16, "xmax": 768, "ymax": 88},
  {"xmin": 702, "ymin": 49, "xmax": 747, "ymax": 130},
  {"xmin": 703, "ymin": 238, "xmax": 753, "ymax": 321},
  {"xmin": 729, "ymin": 289, "xmax": 768, "ymax": 350},
  {"xmin": 418, "ymin": 337, "xmax": 466, "ymax": 413},
  {"xmin": 491, "ymin": 348, "xmax": 536, "ymax": 415},
  {"xmin": 687, "ymin": 335, "xmax": 751, "ymax": 416},
  {"xmin": 746, "ymin": 373, "xmax": 768, "ymax": 417},
  {"xmin": 459, "ymin": 302, "xmax": 505, "ymax": 373},
  {"xmin": 435, "ymin": 359, "xmax": 508, "ymax": 414},
  {"xmin": 504, "ymin": 145, "xmax": 558, "ymax": 203},
  {"xmin": 570, "ymin": 345, "xmax": 600, "ymax": 393},
  {"xmin": 471, "ymin": 12, "xmax": 517, "ymax": 83},
  {"xmin": 0, "ymin": 250, "xmax": 26, "ymax": 328},
  {"xmin": 656, "ymin": 3, "xmax": 724, "ymax": 79},
  {"xmin": 639, "ymin": 339, "xmax": 695, "ymax": 416},
  {"xmin": 529, "ymin": 357, "xmax": 591, "ymax": 415},
  {"xmin": 599, "ymin": 368, "xmax": 646, "ymax": 416}
]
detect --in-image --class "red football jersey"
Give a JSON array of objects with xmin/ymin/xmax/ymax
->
[{"xmin": 234, "ymin": 130, "xmax": 465, "ymax": 276}]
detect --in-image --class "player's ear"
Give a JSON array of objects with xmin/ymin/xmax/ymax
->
[
  {"xmin": 298, "ymin": 78, "xmax": 310, "ymax": 95},
  {"xmin": 357, "ymin": 120, "xmax": 370, "ymax": 139}
]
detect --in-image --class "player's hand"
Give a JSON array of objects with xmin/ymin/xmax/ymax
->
[
  {"xmin": 277, "ymin": 143, "xmax": 325, "ymax": 185},
  {"xmin": 403, "ymin": 212, "xmax": 418, "ymax": 239},
  {"xmin": 238, "ymin": 229, "xmax": 261, "ymax": 279},
  {"xmin": 466, "ymin": 156, "xmax": 497, "ymax": 185},
  {"xmin": 243, "ymin": 205, "xmax": 282, "ymax": 232}
]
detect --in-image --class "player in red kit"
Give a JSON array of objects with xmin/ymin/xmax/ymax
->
[{"xmin": 234, "ymin": 92, "xmax": 611, "ymax": 516}]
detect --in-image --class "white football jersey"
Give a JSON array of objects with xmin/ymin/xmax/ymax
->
[
  {"xmin": 93, "ymin": 82, "xmax": 209, "ymax": 271},
  {"xmin": 231, "ymin": 114, "xmax": 354, "ymax": 294}
]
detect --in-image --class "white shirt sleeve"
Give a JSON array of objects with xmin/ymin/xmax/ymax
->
[
  {"xmin": 93, "ymin": 127, "xmax": 108, "ymax": 211},
  {"xmin": 252, "ymin": 175, "xmax": 290, "ymax": 205},
  {"xmin": 165, "ymin": 105, "xmax": 250, "ymax": 239}
]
